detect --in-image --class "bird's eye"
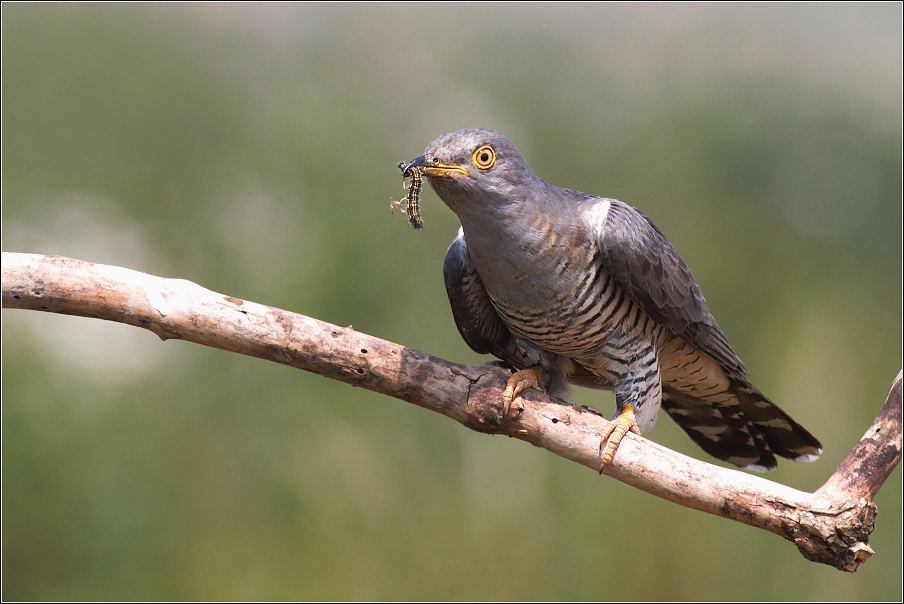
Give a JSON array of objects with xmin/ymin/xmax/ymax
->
[{"xmin": 472, "ymin": 145, "xmax": 496, "ymax": 170}]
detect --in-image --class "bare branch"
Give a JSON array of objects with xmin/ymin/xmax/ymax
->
[{"xmin": 2, "ymin": 252, "xmax": 900, "ymax": 572}]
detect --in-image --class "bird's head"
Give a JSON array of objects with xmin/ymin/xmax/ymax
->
[{"xmin": 402, "ymin": 129, "xmax": 539, "ymax": 218}]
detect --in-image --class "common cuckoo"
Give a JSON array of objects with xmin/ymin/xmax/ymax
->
[{"xmin": 401, "ymin": 129, "xmax": 822, "ymax": 471}]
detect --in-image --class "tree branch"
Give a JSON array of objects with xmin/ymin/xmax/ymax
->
[{"xmin": 2, "ymin": 252, "xmax": 900, "ymax": 572}]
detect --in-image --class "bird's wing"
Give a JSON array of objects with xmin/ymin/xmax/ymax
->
[
  {"xmin": 443, "ymin": 229, "xmax": 522, "ymax": 366},
  {"xmin": 590, "ymin": 198, "xmax": 748, "ymax": 376}
]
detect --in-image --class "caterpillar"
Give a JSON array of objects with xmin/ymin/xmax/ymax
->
[
  {"xmin": 392, "ymin": 160, "xmax": 424, "ymax": 229},
  {"xmin": 403, "ymin": 166, "xmax": 424, "ymax": 229}
]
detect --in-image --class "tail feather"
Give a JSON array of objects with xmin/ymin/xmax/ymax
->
[
  {"xmin": 662, "ymin": 378, "xmax": 822, "ymax": 470},
  {"xmin": 730, "ymin": 376, "xmax": 823, "ymax": 462},
  {"xmin": 662, "ymin": 386, "xmax": 778, "ymax": 470}
]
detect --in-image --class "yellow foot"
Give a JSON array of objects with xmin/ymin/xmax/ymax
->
[
  {"xmin": 502, "ymin": 368, "xmax": 543, "ymax": 403},
  {"xmin": 500, "ymin": 368, "xmax": 543, "ymax": 418},
  {"xmin": 598, "ymin": 403, "xmax": 641, "ymax": 473}
]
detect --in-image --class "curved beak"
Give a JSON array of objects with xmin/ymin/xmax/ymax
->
[{"xmin": 403, "ymin": 154, "xmax": 469, "ymax": 178}]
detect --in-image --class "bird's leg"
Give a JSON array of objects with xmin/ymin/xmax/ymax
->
[
  {"xmin": 597, "ymin": 340, "xmax": 660, "ymax": 473},
  {"xmin": 598, "ymin": 403, "xmax": 641, "ymax": 472}
]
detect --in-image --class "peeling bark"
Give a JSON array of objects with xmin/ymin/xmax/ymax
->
[{"xmin": 2, "ymin": 252, "xmax": 900, "ymax": 572}]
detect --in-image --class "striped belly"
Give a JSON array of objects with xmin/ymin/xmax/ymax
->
[{"xmin": 487, "ymin": 251, "xmax": 666, "ymax": 364}]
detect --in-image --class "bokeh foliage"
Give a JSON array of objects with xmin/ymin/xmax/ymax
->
[{"xmin": 2, "ymin": 4, "xmax": 901, "ymax": 600}]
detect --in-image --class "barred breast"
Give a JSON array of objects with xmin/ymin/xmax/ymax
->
[{"xmin": 466, "ymin": 200, "xmax": 667, "ymax": 366}]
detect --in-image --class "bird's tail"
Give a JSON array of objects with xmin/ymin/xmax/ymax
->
[{"xmin": 661, "ymin": 377, "xmax": 822, "ymax": 472}]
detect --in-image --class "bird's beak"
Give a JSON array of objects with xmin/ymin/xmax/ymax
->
[{"xmin": 404, "ymin": 154, "xmax": 469, "ymax": 178}]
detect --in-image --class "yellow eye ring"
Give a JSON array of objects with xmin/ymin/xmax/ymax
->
[{"xmin": 472, "ymin": 145, "xmax": 496, "ymax": 170}]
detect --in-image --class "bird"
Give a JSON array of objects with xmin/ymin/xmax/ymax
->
[{"xmin": 401, "ymin": 128, "xmax": 822, "ymax": 472}]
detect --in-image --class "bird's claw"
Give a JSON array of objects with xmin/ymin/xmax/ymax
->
[
  {"xmin": 500, "ymin": 368, "xmax": 542, "ymax": 419},
  {"xmin": 502, "ymin": 368, "xmax": 543, "ymax": 404}
]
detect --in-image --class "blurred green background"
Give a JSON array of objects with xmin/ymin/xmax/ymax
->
[{"xmin": 2, "ymin": 3, "xmax": 901, "ymax": 600}]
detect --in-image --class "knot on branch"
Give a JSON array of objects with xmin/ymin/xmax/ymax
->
[{"xmin": 790, "ymin": 498, "xmax": 877, "ymax": 572}]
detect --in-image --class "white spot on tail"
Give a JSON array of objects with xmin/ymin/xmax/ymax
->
[
  {"xmin": 794, "ymin": 452, "xmax": 822, "ymax": 463},
  {"xmin": 743, "ymin": 463, "xmax": 776, "ymax": 473}
]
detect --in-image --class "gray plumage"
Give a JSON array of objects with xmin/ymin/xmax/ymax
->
[{"xmin": 406, "ymin": 129, "xmax": 822, "ymax": 471}]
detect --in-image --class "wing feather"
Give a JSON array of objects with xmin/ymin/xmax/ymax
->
[
  {"xmin": 443, "ymin": 229, "xmax": 522, "ymax": 366},
  {"xmin": 593, "ymin": 199, "xmax": 748, "ymax": 375}
]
